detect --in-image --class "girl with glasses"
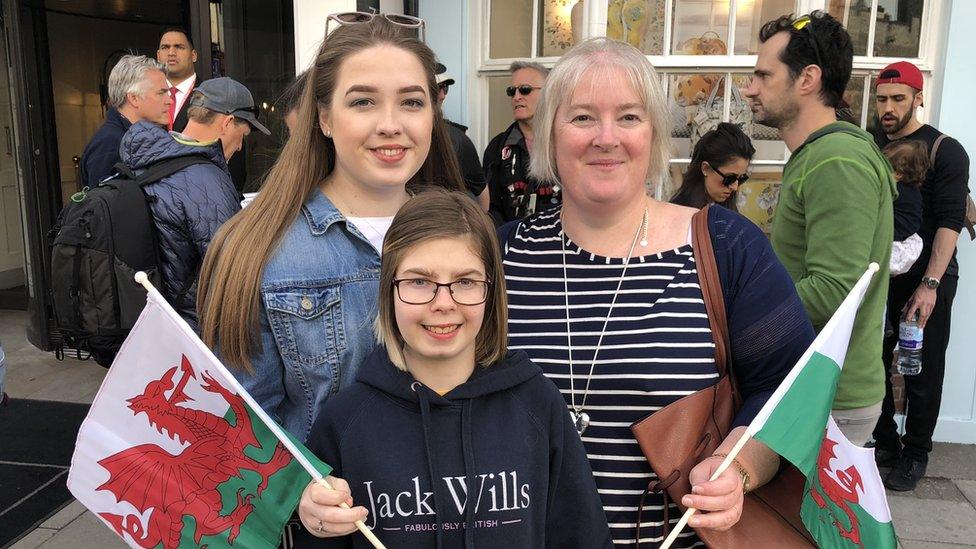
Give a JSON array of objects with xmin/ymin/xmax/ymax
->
[
  {"xmin": 295, "ymin": 190, "xmax": 611, "ymax": 548},
  {"xmin": 197, "ymin": 15, "xmax": 463, "ymax": 444},
  {"xmin": 671, "ymin": 122, "xmax": 755, "ymax": 211}
]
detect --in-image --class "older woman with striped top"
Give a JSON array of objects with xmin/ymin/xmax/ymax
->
[{"xmin": 499, "ymin": 38, "xmax": 815, "ymax": 547}]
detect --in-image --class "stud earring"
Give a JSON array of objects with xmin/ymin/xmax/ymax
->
[{"xmin": 325, "ymin": 129, "xmax": 332, "ymax": 138}]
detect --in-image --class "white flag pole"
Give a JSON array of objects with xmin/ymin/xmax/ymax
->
[
  {"xmin": 660, "ymin": 263, "xmax": 880, "ymax": 549},
  {"xmin": 134, "ymin": 272, "xmax": 386, "ymax": 549}
]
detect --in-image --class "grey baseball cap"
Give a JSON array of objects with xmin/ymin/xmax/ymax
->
[{"xmin": 193, "ymin": 77, "xmax": 270, "ymax": 135}]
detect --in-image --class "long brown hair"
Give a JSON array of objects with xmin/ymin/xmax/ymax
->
[
  {"xmin": 198, "ymin": 17, "xmax": 464, "ymax": 372},
  {"xmin": 375, "ymin": 189, "xmax": 508, "ymax": 370}
]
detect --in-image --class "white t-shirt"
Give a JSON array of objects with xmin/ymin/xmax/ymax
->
[{"xmin": 346, "ymin": 216, "xmax": 395, "ymax": 254}]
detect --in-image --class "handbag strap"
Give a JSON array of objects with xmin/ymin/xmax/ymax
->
[{"xmin": 691, "ymin": 205, "xmax": 742, "ymax": 409}]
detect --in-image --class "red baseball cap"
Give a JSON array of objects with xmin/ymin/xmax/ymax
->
[{"xmin": 876, "ymin": 61, "xmax": 923, "ymax": 91}]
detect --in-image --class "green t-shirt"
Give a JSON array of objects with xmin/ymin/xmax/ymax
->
[{"xmin": 771, "ymin": 122, "xmax": 897, "ymax": 409}]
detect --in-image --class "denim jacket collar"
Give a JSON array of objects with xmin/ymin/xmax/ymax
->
[{"xmin": 302, "ymin": 188, "xmax": 346, "ymax": 236}]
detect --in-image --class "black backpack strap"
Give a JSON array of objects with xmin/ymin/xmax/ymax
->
[{"xmin": 133, "ymin": 155, "xmax": 216, "ymax": 187}]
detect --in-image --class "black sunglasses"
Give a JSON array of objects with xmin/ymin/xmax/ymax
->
[
  {"xmin": 506, "ymin": 85, "xmax": 541, "ymax": 97},
  {"xmin": 326, "ymin": 11, "xmax": 426, "ymax": 42},
  {"xmin": 709, "ymin": 164, "xmax": 750, "ymax": 187},
  {"xmin": 791, "ymin": 14, "xmax": 825, "ymax": 70}
]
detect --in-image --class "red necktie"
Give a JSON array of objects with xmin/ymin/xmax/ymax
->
[{"xmin": 168, "ymin": 86, "xmax": 178, "ymax": 130}]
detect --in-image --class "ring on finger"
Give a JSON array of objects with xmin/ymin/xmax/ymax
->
[{"xmin": 317, "ymin": 519, "xmax": 324, "ymax": 533}]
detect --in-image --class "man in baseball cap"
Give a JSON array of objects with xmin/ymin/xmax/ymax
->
[
  {"xmin": 873, "ymin": 60, "xmax": 972, "ymax": 491},
  {"xmin": 118, "ymin": 76, "xmax": 269, "ymax": 326}
]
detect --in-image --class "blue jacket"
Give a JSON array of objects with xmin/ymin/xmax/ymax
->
[
  {"xmin": 120, "ymin": 121, "xmax": 240, "ymax": 325},
  {"xmin": 79, "ymin": 108, "xmax": 131, "ymax": 186},
  {"xmin": 232, "ymin": 190, "xmax": 381, "ymax": 442},
  {"xmin": 297, "ymin": 347, "xmax": 613, "ymax": 549}
]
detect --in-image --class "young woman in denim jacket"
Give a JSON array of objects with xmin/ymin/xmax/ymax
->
[{"xmin": 197, "ymin": 15, "xmax": 463, "ymax": 443}]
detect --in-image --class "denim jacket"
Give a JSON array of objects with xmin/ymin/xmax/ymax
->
[{"xmin": 233, "ymin": 189, "xmax": 381, "ymax": 442}]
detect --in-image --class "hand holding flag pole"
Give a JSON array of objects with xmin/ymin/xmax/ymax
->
[
  {"xmin": 134, "ymin": 272, "xmax": 387, "ymax": 549},
  {"xmin": 660, "ymin": 263, "xmax": 881, "ymax": 549}
]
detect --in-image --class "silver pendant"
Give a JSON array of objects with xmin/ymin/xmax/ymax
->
[{"xmin": 571, "ymin": 410, "xmax": 590, "ymax": 435}]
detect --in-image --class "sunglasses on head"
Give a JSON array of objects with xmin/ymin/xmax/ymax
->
[
  {"xmin": 791, "ymin": 14, "xmax": 825, "ymax": 70},
  {"xmin": 709, "ymin": 164, "xmax": 750, "ymax": 187},
  {"xmin": 506, "ymin": 85, "xmax": 541, "ymax": 97},
  {"xmin": 326, "ymin": 11, "xmax": 426, "ymax": 42}
]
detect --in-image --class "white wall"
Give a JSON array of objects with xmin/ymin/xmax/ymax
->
[
  {"xmin": 933, "ymin": 0, "xmax": 976, "ymax": 444},
  {"xmin": 420, "ymin": 1, "xmax": 468, "ymax": 125},
  {"xmin": 293, "ymin": 0, "xmax": 356, "ymax": 73}
]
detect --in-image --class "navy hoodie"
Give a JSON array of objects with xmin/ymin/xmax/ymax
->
[{"xmin": 296, "ymin": 347, "xmax": 612, "ymax": 549}]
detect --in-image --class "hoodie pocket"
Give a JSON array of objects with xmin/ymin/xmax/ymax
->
[{"xmin": 264, "ymin": 286, "xmax": 345, "ymax": 366}]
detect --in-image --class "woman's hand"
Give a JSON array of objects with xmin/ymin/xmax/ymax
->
[
  {"xmin": 298, "ymin": 476, "xmax": 369, "ymax": 538},
  {"xmin": 682, "ymin": 456, "xmax": 744, "ymax": 531}
]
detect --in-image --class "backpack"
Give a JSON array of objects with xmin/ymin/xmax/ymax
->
[
  {"xmin": 49, "ymin": 155, "xmax": 213, "ymax": 366},
  {"xmin": 930, "ymin": 133, "xmax": 976, "ymax": 240}
]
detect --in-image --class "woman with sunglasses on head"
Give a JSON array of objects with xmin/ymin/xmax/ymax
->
[
  {"xmin": 294, "ymin": 190, "xmax": 612, "ymax": 548},
  {"xmin": 671, "ymin": 122, "xmax": 755, "ymax": 211},
  {"xmin": 483, "ymin": 60, "xmax": 562, "ymax": 226},
  {"xmin": 498, "ymin": 38, "xmax": 815, "ymax": 547},
  {"xmin": 197, "ymin": 14, "xmax": 463, "ymax": 445}
]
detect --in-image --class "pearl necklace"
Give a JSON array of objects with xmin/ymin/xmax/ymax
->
[{"xmin": 561, "ymin": 207, "xmax": 648, "ymax": 436}]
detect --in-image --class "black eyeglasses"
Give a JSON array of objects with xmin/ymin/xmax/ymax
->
[
  {"xmin": 709, "ymin": 164, "xmax": 750, "ymax": 187},
  {"xmin": 326, "ymin": 12, "xmax": 426, "ymax": 42},
  {"xmin": 506, "ymin": 85, "xmax": 541, "ymax": 97},
  {"xmin": 393, "ymin": 278, "xmax": 491, "ymax": 306},
  {"xmin": 791, "ymin": 14, "xmax": 825, "ymax": 70}
]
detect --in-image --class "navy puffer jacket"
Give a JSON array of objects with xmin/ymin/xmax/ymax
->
[{"xmin": 119, "ymin": 121, "xmax": 241, "ymax": 327}]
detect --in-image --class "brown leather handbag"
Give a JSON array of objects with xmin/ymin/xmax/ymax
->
[{"xmin": 630, "ymin": 206, "xmax": 814, "ymax": 548}]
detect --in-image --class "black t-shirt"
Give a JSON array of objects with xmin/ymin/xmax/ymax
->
[
  {"xmin": 893, "ymin": 180, "xmax": 922, "ymax": 241},
  {"xmin": 876, "ymin": 124, "xmax": 970, "ymax": 277},
  {"xmin": 444, "ymin": 120, "xmax": 486, "ymax": 197}
]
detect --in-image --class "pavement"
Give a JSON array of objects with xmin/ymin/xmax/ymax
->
[{"xmin": 2, "ymin": 309, "xmax": 976, "ymax": 548}]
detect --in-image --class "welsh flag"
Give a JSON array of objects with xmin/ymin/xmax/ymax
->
[
  {"xmin": 750, "ymin": 264, "xmax": 897, "ymax": 548},
  {"xmin": 67, "ymin": 284, "xmax": 331, "ymax": 549}
]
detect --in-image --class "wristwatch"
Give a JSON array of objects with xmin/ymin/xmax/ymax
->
[{"xmin": 921, "ymin": 276, "xmax": 940, "ymax": 289}]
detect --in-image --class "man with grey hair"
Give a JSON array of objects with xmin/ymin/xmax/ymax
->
[
  {"xmin": 79, "ymin": 55, "xmax": 172, "ymax": 186},
  {"xmin": 483, "ymin": 60, "xmax": 557, "ymax": 225}
]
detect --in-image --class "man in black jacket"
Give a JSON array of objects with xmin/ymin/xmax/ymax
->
[
  {"xmin": 435, "ymin": 65, "xmax": 488, "ymax": 210},
  {"xmin": 483, "ymin": 61, "xmax": 558, "ymax": 225},
  {"xmin": 79, "ymin": 55, "xmax": 172, "ymax": 187},
  {"xmin": 872, "ymin": 60, "xmax": 971, "ymax": 491}
]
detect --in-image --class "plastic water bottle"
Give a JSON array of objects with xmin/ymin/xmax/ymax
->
[{"xmin": 897, "ymin": 313, "xmax": 923, "ymax": 376}]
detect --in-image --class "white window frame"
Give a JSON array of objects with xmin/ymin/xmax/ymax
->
[{"xmin": 468, "ymin": 0, "xmax": 949, "ymax": 164}]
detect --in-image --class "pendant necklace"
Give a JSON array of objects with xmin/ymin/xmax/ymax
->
[{"xmin": 562, "ymin": 206, "xmax": 648, "ymax": 436}]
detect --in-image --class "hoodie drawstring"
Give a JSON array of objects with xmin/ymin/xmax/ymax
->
[
  {"xmin": 415, "ymin": 382, "xmax": 446, "ymax": 549},
  {"xmin": 461, "ymin": 399, "xmax": 476, "ymax": 548}
]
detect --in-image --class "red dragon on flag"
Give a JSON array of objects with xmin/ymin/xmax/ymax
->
[
  {"xmin": 94, "ymin": 355, "xmax": 292, "ymax": 549},
  {"xmin": 808, "ymin": 434, "xmax": 865, "ymax": 547}
]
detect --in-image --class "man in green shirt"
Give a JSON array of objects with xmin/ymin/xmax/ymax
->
[{"xmin": 744, "ymin": 11, "xmax": 896, "ymax": 445}]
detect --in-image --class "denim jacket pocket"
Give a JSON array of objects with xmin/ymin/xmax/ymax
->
[{"xmin": 264, "ymin": 286, "xmax": 346, "ymax": 366}]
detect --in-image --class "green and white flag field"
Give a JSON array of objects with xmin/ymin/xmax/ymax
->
[
  {"xmin": 750, "ymin": 263, "xmax": 896, "ymax": 548},
  {"xmin": 66, "ymin": 276, "xmax": 333, "ymax": 549}
]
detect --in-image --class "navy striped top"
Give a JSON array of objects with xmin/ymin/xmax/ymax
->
[{"xmin": 503, "ymin": 209, "xmax": 713, "ymax": 547}]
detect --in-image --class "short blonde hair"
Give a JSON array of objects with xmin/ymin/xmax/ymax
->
[
  {"xmin": 375, "ymin": 189, "xmax": 508, "ymax": 371},
  {"xmin": 529, "ymin": 37, "xmax": 672, "ymax": 190}
]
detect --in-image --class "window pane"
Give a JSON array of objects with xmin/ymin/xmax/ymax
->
[
  {"xmin": 731, "ymin": 75, "xmax": 786, "ymax": 161},
  {"xmin": 606, "ymin": 0, "xmax": 666, "ymax": 55},
  {"xmin": 841, "ymin": 74, "xmax": 868, "ymax": 127},
  {"xmin": 490, "ymin": 0, "xmax": 533, "ymax": 59},
  {"xmin": 488, "ymin": 75, "xmax": 515, "ymax": 139},
  {"xmin": 541, "ymin": 0, "xmax": 584, "ymax": 57},
  {"xmin": 827, "ymin": 0, "xmax": 871, "ymax": 56},
  {"xmin": 736, "ymin": 167, "xmax": 783, "ymax": 235},
  {"xmin": 666, "ymin": 72, "xmax": 725, "ymax": 157},
  {"xmin": 733, "ymin": 0, "xmax": 796, "ymax": 55},
  {"xmin": 671, "ymin": 1, "xmax": 730, "ymax": 56},
  {"xmin": 874, "ymin": 0, "xmax": 924, "ymax": 57}
]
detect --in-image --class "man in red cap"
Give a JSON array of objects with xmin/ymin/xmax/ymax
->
[{"xmin": 873, "ymin": 60, "xmax": 971, "ymax": 491}]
